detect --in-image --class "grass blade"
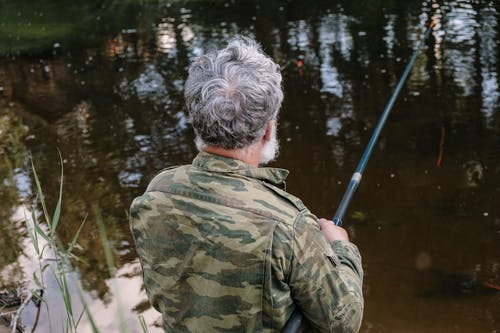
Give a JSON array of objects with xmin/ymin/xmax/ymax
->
[
  {"xmin": 62, "ymin": 276, "xmax": 73, "ymax": 319},
  {"xmin": 67, "ymin": 215, "xmax": 87, "ymax": 253},
  {"xmin": 138, "ymin": 315, "xmax": 149, "ymax": 333},
  {"xmin": 31, "ymin": 290, "xmax": 46, "ymax": 304},
  {"xmin": 62, "ymin": 275, "xmax": 73, "ymax": 318},
  {"xmin": 30, "ymin": 157, "xmax": 52, "ymax": 228},
  {"xmin": 24, "ymin": 208, "xmax": 39, "ymax": 255},
  {"xmin": 33, "ymin": 272, "xmax": 43, "ymax": 289},
  {"xmin": 34, "ymin": 222, "xmax": 51, "ymax": 243},
  {"xmin": 76, "ymin": 285, "xmax": 100, "ymax": 333},
  {"xmin": 76, "ymin": 309, "xmax": 85, "ymax": 327},
  {"xmin": 94, "ymin": 206, "xmax": 116, "ymax": 278},
  {"xmin": 51, "ymin": 150, "xmax": 64, "ymax": 235},
  {"xmin": 41, "ymin": 263, "xmax": 50, "ymax": 273},
  {"xmin": 93, "ymin": 205, "xmax": 128, "ymax": 333},
  {"xmin": 53, "ymin": 271, "xmax": 74, "ymax": 325}
]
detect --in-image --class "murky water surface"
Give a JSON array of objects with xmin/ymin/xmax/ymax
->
[{"xmin": 1, "ymin": 0, "xmax": 499, "ymax": 332}]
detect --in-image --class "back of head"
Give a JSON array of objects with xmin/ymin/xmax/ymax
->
[{"xmin": 185, "ymin": 36, "xmax": 283, "ymax": 150}]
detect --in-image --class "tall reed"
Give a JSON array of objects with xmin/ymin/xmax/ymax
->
[
  {"xmin": 17, "ymin": 153, "xmax": 150, "ymax": 333},
  {"xmin": 21, "ymin": 152, "xmax": 94, "ymax": 333}
]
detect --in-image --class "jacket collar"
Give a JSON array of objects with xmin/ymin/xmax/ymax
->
[{"xmin": 192, "ymin": 151, "xmax": 289, "ymax": 189}]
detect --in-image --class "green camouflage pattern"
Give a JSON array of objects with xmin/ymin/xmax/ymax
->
[{"xmin": 130, "ymin": 152, "xmax": 363, "ymax": 332}]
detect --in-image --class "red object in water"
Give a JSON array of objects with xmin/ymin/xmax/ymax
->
[
  {"xmin": 483, "ymin": 281, "xmax": 500, "ymax": 291},
  {"xmin": 436, "ymin": 126, "xmax": 445, "ymax": 167}
]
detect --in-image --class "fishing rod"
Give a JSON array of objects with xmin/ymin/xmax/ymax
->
[{"xmin": 283, "ymin": 20, "xmax": 435, "ymax": 333}]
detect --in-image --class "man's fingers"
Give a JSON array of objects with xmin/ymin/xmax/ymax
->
[
  {"xmin": 318, "ymin": 217, "xmax": 349, "ymax": 242},
  {"xmin": 318, "ymin": 218, "xmax": 331, "ymax": 229}
]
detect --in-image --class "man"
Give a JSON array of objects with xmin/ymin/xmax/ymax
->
[{"xmin": 130, "ymin": 37, "xmax": 363, "ymax": 332}]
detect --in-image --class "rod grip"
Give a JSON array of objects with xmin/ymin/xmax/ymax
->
[
  {"xmin": 333, "ymin": 173, "xmax": 362, "ymax": 226},
  {"xmin": 282, "ymin": 309, "xmax": 303, "ymax": 333}
]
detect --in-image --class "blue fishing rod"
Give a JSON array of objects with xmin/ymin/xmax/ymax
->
[{"xmin": 283, "ymin": 20, "xmax": 435, "ymax": 333}]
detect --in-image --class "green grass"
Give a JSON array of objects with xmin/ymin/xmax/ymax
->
[{"xmin": 18, "ymin": 153, "xmax": 150, "ymax": 333}]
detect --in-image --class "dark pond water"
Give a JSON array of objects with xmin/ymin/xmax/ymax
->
[{"xmin": 1, "ymin": 0, "xmax": 499, "ymax": 332}]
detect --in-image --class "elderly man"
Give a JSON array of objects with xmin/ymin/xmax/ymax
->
[{"xmin": 130, "ymin": 37, "xmax": 363, "ymax": 332}]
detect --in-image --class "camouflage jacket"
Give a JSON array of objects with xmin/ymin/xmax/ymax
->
[{"xmin": 130, "ymin": 152, "xmax": 364, "ymax": 332}]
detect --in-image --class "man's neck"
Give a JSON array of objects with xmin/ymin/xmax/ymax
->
[{"xmin": 202, "ymin": 144, "xmax": 262, "ymax": 167}]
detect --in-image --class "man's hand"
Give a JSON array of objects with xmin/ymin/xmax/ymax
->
[{"xmin": 318, "ymin": 218, "xmax": 349, "ymax": 242}]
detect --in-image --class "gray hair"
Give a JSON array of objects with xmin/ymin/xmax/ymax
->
[{"xmin": 184, "ymin": 36, "xmax": 283, "ymax": 149}]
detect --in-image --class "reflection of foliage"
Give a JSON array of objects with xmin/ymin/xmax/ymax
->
[
  {"xmin": 1, "ymin": 1, "xmax": 498, "ymax": 326},
  {"xmin": 0, "ymin": 0, "xmax": 81, "ymax": 54},
  {"xmin": 0, "ymin": 0, "xmax": 160, "ymax": 56},
  {"xmin": 0, "ymin": 102, "xmax": 28, "ymax": 270},
  {"xmin": 0, "ymin": 23, "xmax": 73, "ymax": 54},
  {"xmin": 0, "ymin": 222, "xmax": 21, "ymax": 282}
]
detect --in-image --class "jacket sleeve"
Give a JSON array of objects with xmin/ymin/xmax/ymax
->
[
  {"xmin": 129, "ymin": 193, "xmax": 164, "ymax": 313},
  {"xmin": 288, "ymin": 212, "xmax": 364, "ymax": 333}
]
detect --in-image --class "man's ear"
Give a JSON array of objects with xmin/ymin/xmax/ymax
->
[{"xmin": 263, "ymin": 121, "xmax": 273, "ymax": 142}]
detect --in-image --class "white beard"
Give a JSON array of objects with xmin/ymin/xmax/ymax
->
[
  {"xmin": 259, "ymin": 123, "xmax": 279, "ymax": 165},
  {"xmin": 194, "ymin": 124, "xmax": 279, "ymax": 166},
  {"xmin": 195, "ymin": 135, "xmax": 205, "ymax": 151}
]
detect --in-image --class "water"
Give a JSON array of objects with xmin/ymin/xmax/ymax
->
[{"xmin": 1, "ymin": 0, "xmax": 499, "ymax": 332}]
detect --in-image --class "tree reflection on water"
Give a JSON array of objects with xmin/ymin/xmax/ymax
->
[{"xmin": 0, "ymin": 0, "xmax": 499, "ymax": 332}]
